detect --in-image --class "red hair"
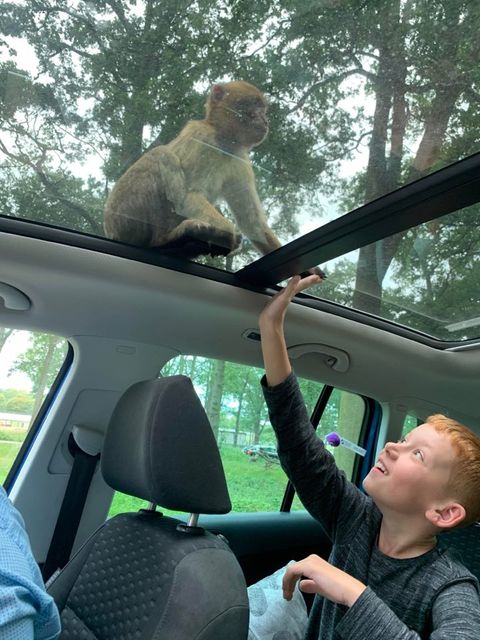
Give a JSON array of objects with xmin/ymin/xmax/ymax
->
[{"xmin": 427, "ymin": 414, "xmax": 480, "ymax": 527}]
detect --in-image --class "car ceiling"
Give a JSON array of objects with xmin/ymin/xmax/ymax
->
[{"xmin": 1, "ymin": 228, "xmax": 480, "ymax": 433}]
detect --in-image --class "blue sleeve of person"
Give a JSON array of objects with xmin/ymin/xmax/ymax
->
[{"xmin": 0, "ymin": 487, "xmax": 60, "ymax": 640}]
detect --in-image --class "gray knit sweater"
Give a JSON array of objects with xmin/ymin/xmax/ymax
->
[{"xmin": 262, "ymin": 372, "xmax": 480, "ymax": 639}]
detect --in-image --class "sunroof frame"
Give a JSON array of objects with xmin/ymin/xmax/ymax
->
[{"xmin": 236, "ymin": 151, "xmax": 480, "ymax": 287}]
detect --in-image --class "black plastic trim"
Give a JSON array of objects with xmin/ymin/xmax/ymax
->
[{"xmin": 236, "ymin": 152, "xmax": 480, "ymax": 285}]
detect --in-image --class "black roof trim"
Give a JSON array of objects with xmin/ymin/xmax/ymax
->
[{"xmin": 236, "ymin": 152, "xmax": 480, "ymax": 286}]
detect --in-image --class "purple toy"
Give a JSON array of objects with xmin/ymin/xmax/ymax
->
[{"xmin": 325, "ymin": 431, "xmax": 366, "ymax": 457}]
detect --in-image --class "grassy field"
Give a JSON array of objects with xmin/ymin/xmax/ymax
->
[
  {"xmin": 0, "ymin": 441, "xmax": 22, "ymax": 484},
  {"xmin": 0, "ymin": 432, "xmax": 300, "ymax": 515}
]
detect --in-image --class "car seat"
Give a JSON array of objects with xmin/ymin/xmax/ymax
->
[
  {"xmin": 47, "ymin": 375, "xmax": 249, "ymax": 639},
  {"xmin": 439, "ymin": 524, "xmax": 480, "ymax": 581}
]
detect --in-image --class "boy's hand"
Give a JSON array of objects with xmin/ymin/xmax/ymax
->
[
  {"xmin": 283, "ymin": 554, "xmax": 366, "ymax": 608},
  {"xmin": 259, "ymin": 274, "xmax": 322, "ymax": 330}
]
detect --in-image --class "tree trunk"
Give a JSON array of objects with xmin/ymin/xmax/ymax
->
[
  {"xmin": 29, "ymin": 336, "xmax": 59, "ymax": 428},
  {"xmin": 116, "ymin": 110, "xmax": 145, "ymax": 178},
  {"xmin": 352, "ymin": 28, "xmax": 396, "ymax": 314},
  {"xmin": 253, "ymin": 406, "xmax": 267, "ymax": 444},
  {"xmin": 205, "ymin": 360, "xmax": 225, "ymax": 439},
  {"xmin": 233, "ymin": 372, "xmax": 250, "ymax": 447},
  {"xmin": 352, "ymin": 3, "xmax": 463, "ymax": 316}
]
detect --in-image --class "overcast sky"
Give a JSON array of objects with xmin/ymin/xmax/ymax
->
[{"xmin": 0, "ymin": 332, "xmax": 33, "ymax": 391}]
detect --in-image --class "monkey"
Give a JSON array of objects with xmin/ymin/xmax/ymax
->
[{"xmin": 104, "ymin": 81, "xmax": 286, "ymax": 260}]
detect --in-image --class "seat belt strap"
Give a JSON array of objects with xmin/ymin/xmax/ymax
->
[{"xmin": 42, "ymin": 433, "xmax": 100, "ymax": 581}]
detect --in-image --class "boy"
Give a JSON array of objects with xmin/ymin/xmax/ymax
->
[{"xmin": 258, "ymin": 274, "xmax": 480, "ymax": 639}]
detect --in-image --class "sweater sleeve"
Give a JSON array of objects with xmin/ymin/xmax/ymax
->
[
  {"xmin": 336, "ymin": 581, "xmax": 480, "ymax": 639},
  {"xmin": 261, "ymin": 372, "xmax": 370, "ymax": 541}
]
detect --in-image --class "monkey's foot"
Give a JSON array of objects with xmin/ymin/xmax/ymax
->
[
  {"xmin": 157, "ymin": 223, "xmax": 242, "ymax": 259},
  {"xmin": 155, "ymin": 237, "xmax": 233, "ymax": 259}
]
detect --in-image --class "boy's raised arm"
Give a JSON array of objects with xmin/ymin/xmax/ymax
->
[{"xmin": 258, "ymin": 274, "xmax": 322, "ymax": 387}]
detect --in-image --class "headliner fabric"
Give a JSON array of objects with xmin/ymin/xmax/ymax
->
[{"xmin": 101, "ymin": 375, "xmax": 231, "ymax": 514}]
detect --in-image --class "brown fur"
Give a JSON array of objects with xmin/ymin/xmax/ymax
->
[{"xmin": 104, "ymin": 81, "xmax": 282, "ymax": 258}]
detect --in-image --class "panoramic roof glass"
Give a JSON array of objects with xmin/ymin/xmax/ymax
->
[
  {"xmin": 303, "ymin": 202, "xmax": 480, "ymax": 342},
  {"xmin": 0, "ymin": 1, "xmax": 479, "ymax": 341}
]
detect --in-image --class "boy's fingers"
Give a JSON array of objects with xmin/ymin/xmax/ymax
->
[
  {"xmin": 282, "ymin": 563, "xmax": 302, "ymax": 600},
  {"xmin": 299, "ymin": 578, "xmax": 317, "ymax": 594},
  {"xmin": 296, "ymin": 274, "xmax": 322, "ymax": 291}
]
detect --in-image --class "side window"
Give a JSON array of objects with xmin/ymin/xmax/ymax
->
[
  {"xmin": 402, "ymin": 414, "xmax": 421, "ymax": 437},
  {"xmin": 291, "ymin": 386, "xmax": 366, "ymax": 511},
  {"xmin": 0, "ymin": 327, "xmax": 69, "ymax": 484},
  {"xmin": 109, "ymin": 356, "xmax": 366, "ymax": 516}
]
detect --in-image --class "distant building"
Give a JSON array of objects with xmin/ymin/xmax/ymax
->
[
  {"xmin": 0, "ymin": 412, "xmax": 30, "ymax": 429},
  {"xmin": 218, "ymin": 428, "xmax": 251, "ymax": 446}
]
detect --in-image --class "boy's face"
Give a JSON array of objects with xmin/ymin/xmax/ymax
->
[{"xmin": 363, "ymin": 424, "xmax": 456, "ymax": 516}]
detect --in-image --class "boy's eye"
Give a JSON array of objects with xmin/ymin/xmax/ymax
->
[
  {"xmin": 413, "ymin": 449, "xmax": 424, "ymax": 461},
  {"xmin": 398, "ymin": 436, "xmax": 407, "ymax": 443}
]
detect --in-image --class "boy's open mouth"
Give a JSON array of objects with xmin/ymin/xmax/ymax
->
[{"xmin": 374, "ymin": 460, "xmax": 388, "ymax": 474}]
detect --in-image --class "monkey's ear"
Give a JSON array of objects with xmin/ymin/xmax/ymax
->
[{"xmin": 210, "ymin": 84, "xmax": 226, "ymax": 102}]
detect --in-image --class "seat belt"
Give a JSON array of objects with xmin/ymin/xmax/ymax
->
[{"xmin": 43, "ymin": 427, "xmax": 101, "ymax": 582}]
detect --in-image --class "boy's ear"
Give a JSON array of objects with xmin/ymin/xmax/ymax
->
[{"xmin": 425, "ymin": 503, "xmax": 466, "ymax": 530}]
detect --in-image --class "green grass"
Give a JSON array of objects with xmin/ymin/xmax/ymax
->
[
  {"xmin": 0, "ymin": 428, "xmax": 26, "ymax": 443},
  {"xmin": 0, "ymin": 442, "xmax": 22, "ymax": 484}
]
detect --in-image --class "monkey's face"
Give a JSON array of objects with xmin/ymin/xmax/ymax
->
[
  {"xmin": 208, "ymin": 82, "xmax": 269, "ymax": 150},
  {"xmin": 232, "ymin": 96, "xmax": 269, "ymax": 146}
]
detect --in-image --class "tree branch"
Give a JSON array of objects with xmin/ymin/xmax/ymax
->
[
  {"xmin": 0, "ymin": 136, "xmax": 101, "ymax": 233},
  {"xmin": 286, "ymin": 68, "xmax": 376, "ymax": 115}
]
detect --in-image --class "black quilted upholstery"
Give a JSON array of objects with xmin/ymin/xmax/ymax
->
[
  {"xmin": 51, "ymin": 511, "xmax": 248, "ymax": 639},
  {"xmin": 47, "ymin": 375, "xmax": 249, "ymax": 639},
  {"xmin": 439, "ymin": 524, "xmax": 480, "ymax": 580}
]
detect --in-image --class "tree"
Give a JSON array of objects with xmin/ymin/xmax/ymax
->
[
  {"xmin": 11, "ymin": 333, "xmax": 67, "ymax": 425},
  {"xmin": 0, "ymin": 388, "xmax": 34, "ymax": 413},
  {"xmin": 267, "ymin": 0, "xmax": 480, "ymax": 312},
  {"xmin": 0, "ymin": 327, "xmax": 14, "ymax": 353},
  {"xmin": 204, "ymin": 359, "xmax": 225, "ymax": 439}
]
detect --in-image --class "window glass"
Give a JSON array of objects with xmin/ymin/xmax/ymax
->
[
  {"xmin": 0, "ymin": 327, "xmax": 68, "ymax": 484},
  {"xmin": 291, "ymin": 387, "xmax": 366, "ymax": 511},
  {"xmin": 402, "ymin": 414, "xmax": 421, "ymax": 438},
  {"xmin": 109, "ymin": 356, "xmax": 366, "ymax": 517},
  {"xmin": 1, "ymin": 2, "xmax": 479, "ymax": 342},
  {"xmin": 310, "ymin": 203, "xmax": 480, "ymax": 341}
]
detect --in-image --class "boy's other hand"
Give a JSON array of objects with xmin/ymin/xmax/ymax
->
[
  {"xmin": 259, "ymin": 274, "xmax": 322, "ymax": 330},
  {"xmin": 282, "ymin": 554, "xmax": 366, "ymax": 608}
]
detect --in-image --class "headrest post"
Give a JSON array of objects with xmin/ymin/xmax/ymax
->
[
  {"xmin": 176, "ymin": 512, "xmax": 204, "ymax": 536},
  {"xmin": 146, "ymin": 502, "xmax": 157, "ymax": 512},
  {"xmin": 187, "ymin": 513, "xmax": 199, "ymax": 528}
]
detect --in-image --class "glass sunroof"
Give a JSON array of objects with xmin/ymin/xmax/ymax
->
[
  {"xmin": 1, "ymin": 1, "xmax": 479, "ymax": 341},
  {"xmin": 306, "ymin": 202, "xmax": 480, "ymax": 342}
]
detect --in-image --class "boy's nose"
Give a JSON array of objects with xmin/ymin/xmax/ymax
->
[{"xmin": 385, "ymin": 442, "xmax": 399, "ymax": 459}]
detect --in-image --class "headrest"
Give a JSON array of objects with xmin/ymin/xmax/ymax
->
[{"xmin": 101, "ymin": 376, "xmax": 231, "ymax": 514}]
